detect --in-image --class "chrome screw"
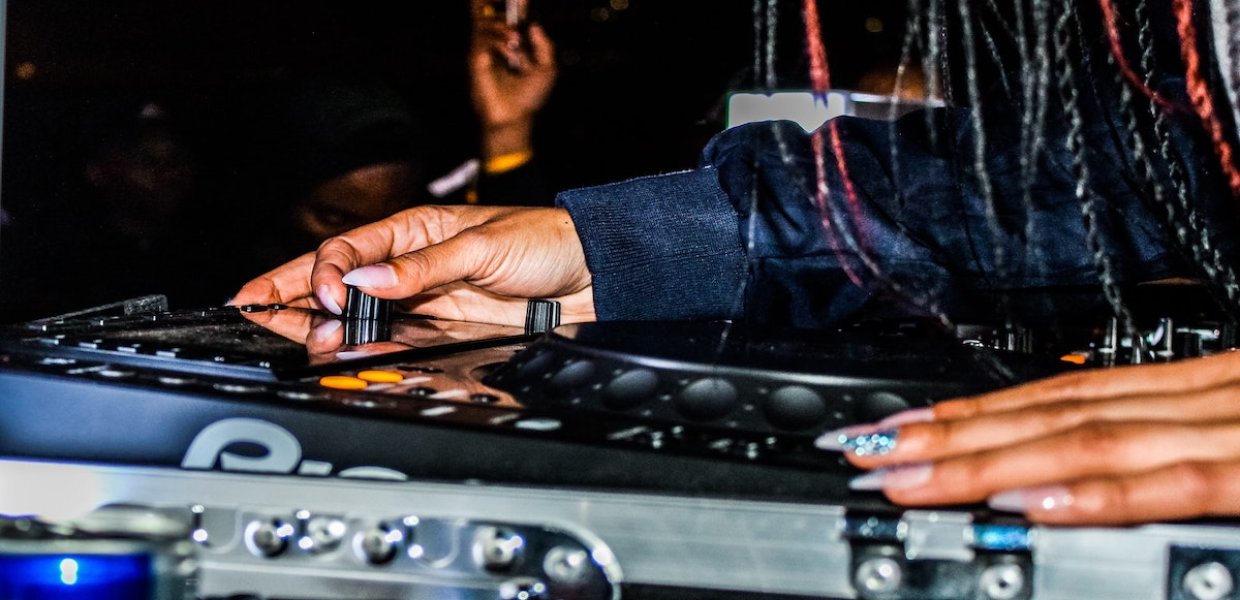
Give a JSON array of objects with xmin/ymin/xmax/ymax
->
[
  {"xmin": 854, "ymin": 556, "xmax": 903, "ymax": 596},
  {"xmin": 1184, "ymin": 562, "xmax": 1235, "ymax": 600}
]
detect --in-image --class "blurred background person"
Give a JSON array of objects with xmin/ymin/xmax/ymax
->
[{"xmin": 241, "ymin": 0, "xmax": 560, "ymax": 274}]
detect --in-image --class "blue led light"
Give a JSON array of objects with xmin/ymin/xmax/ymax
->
[
  {"xmin": 972, "ymin": 525, "xmax": 1032, "ymax": 552},
  {"xmin": 0, "ymin": 554, "xmax": 153, "ymax": 599}
]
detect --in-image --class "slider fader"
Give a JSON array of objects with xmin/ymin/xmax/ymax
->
[{"xmin": 344, "ymin": 285, "xmax": 392, "ymax": 345}]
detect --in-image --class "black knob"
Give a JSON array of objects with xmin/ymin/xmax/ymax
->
[
  {"xmin": 675, "ymin": 378, "xmax": 738, "ymax": 421},
  {"xmin": 602, "ymin": 369, "xmax": 659, "ymax": 409},
  {"xmin": 548, "ymin": 360, "xmax": 596, "ymax": 392},
  {"xmin": 857, "ymin": 391, "xmax": 911, "ymax": 423},
  {"xmin": 763, "ymin": 385, "xmax": 828, "ymax": 430}
]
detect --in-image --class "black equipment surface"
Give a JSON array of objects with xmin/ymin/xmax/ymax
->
[
  {"xmin": 0, "ymin": 301, "xmax": 1071, "ymax": 507},
  {"xmin": 4, "ymin": 298, "xmax": 1240, "ymax": 600}
]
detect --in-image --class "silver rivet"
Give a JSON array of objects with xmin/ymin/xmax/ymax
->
[
  {"xmin": 475, "ymin": 527, "xmax": 524, "ymax": 571},
  {"xmin": 1184, "ymin": 562, "xmax": 1234, "ymax": 600},
  {"xmin": 357, "ymin": 523, "xmax": 403, "ymax": 565},
  {"xmin": 979, "ymin": 563, "xmax": 1026, "ymax": 600},
  {"xmin": 499, "ymin": 577, "xmax": 548, "ymax": 600},
  {"xmin": 855, "ymin": 556, "xmax": 902, "ymax": 595},
  {"xmin": 303, "ymin": 516, "xmax": 348, "ymax": 553},
  {"xmin": 543, "ymin": 545, "xmax": 591, "ymax": 584},
  {"xmin": 245, "ymin": 519, "xmax": 293, "ymax": 558}
]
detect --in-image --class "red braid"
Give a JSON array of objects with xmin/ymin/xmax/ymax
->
[
  {"xmin": 1097, "ymin": 0, "xmax": 1175, "ymax": 110},
  {"xmin": 1173, "ymin": 0, "xmax": 1240, "ymax": 197},
  {"xmin": 802, "ymin": 0, "xmax": 869, "ymax": 278}
]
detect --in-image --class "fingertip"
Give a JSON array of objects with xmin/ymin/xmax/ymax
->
[
  {"xmin": 316, "ymin": 284, "xmax": 344, "ymax": 315},
  {"xmin": 308, "ymin": 319, "xmax": 344, "ymax": 352}
]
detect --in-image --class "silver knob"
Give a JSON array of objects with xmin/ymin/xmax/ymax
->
[
  {"xmin": 1183, "ymin": 562, "xmax": 1235, "ymax": 600},
  {"xmin": 979, "ymin": 563, "xmax": 1026, "ymax": 600},
  {"xmin": 854, "ymin": 556, "xmax": 903, "ymax": 596},
  {"xmin": 357, "ymin": 523, "xmax": 403, "ymax": 565},
  {"xmin": 498, "ymin": 577, "xmax": 548, "ymax": 600},
  {"xmin": 475, "ymin": 526, "xmax": 525, "ymax": 572},
  {"xmin": 303, "ymin": 516, "xmax": 348, "ymax": 553},
  {"xmin": 245, "ymin": 519, "xmax": 293, "ymax": 557},
  {"xmin": 543, "ymin": 545, "xmax": 591, "ymax": 584}
]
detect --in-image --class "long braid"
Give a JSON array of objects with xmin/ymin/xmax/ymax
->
[
  {"xmin": 977, "ymin": 5, "xmax": 1017, "ymax": 102},
  {"xmin": 1023, "ymin": 0, "xmax": 1054, "ymax": 246},
  {"xmin": 764, "ymin": 1, "xmax": 956, "ymax": 331},
  {"xmin": 752, "ymin": 0, "xmax": 763, "ymax": 90},
  {"xmin": 958, "ymin": 0, "xmax": 1008, "ymax": 283},
  {"xmin": 924, "ymin": 0, "xmax": 943, "ymax": 147},
  {"xmin": 1135, "ymin": 1, "xmax": 1218, "ymax": 282},
  {"xmin": 765, "ymin": 0, "xmax": 779, "ymax": 89},
  {"xmin": 1098, "ymin": 0, "xmax": 1175, "ymax": 109},
  {"xmin": 1174, "ymin": 0, "xmax": 1240, "ymax": 197},
  {"xmin": 889, "ymin": 0, "xmax": 924, "ymax": 211},
  {"xmin": 1228, "ymin": 0, "xmax": 1240, "ymax": 128},
  {"xmin": 1138, "ymin": 0, "xmax": 1240, "ymax": 316},
  {"xmin": 1055, "ymin": 0, "xmax": 1139, "ymax": 336}
]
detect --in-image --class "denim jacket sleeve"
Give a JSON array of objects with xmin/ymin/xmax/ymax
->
[{"xmin": 557, "ymin": 104, "xmax": 1235, "ymax": 328}]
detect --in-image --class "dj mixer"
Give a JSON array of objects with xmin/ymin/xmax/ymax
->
[{"xmin": 0, "ymin": 292, "xmax": 1237, "ymax": 599}]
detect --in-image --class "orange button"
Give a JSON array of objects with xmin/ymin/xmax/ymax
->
[
  {"xmin": 319, "ymin": 375, "xmax": 369, "ymax": 390},
  {"xmin": 1059, "ymin": 353, "xmax": 1089, "ymax": 365},
  {"xmin": 357, "ymin": 370, "xmax": 405, "ymax": 384}
]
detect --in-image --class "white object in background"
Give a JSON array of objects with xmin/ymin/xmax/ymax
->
[{"xmin": 726, "ymin": 91, "xmax": 849, "ymax": 132}]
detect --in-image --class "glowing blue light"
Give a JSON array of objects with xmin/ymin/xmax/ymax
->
[
  {"xmin": 0, "ymin": 554, "xmax": 152, "ymax": 599},
  {"xmin": 973, "ymin": 525, "xmax": 1032, "ymax": 552}
]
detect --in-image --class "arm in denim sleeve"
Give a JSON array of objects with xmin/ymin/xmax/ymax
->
[
  {"xmin": 555, "ymin": 168, "xmax": 748, "ymax": 321},
  {"xmin": 559, "ymin": 100, "xmax": 1235, "ymax": 327}
]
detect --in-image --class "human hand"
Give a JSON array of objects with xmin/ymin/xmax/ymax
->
[
  {"xmin": 469, "ymin": 0, "xmax": 557, "ymax": 158},
  {"xmin": 817, "ymin": 351, "xmax": 1240, "ymax": 525},
  {"xmin": 232, "ymin": 205, "xmax": 596, "ymax": 327}
]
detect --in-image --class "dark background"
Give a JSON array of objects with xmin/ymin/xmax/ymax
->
[{"xmin": 0, "ymin": 0, "xmax": 909, "ymax": 321}]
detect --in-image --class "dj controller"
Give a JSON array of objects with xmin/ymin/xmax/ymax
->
[{"xmin": 1, "ymin": 291, "xmax": 1238, "ymax": 599}]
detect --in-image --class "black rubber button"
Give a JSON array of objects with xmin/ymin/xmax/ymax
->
[
  {"xmin": 602, "ymin": 368, "xmax": 659, "ymax": 409},
  {"xmin": 857, "ymin": 391, "xmax": 911, "ymax": 423},
  {"xmin": 675, "ymin": 378, "xmax": 738, "ymax": 421},
  {"xmin": 763, "ymin": 385, "xmax": 828, "ymax": 430},
  {"xmin": 517, "ymin": 351, "xmax": 556, "ymax": 378},
  {"xmin": 549, "ymin": 360, "xmax": 596, "ymax": 391}
]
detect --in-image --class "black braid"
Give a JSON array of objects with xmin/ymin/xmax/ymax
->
[
  {"xmin": 959, "ymin": 0, "xmax": 1007, "ymax": 282},
  {"xmin": 1055, "ymin": 0, "xmax": 1138, "ymax": 336}
]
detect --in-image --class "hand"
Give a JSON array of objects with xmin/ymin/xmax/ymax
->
[
  {"xmin": 817, "ymin": 351, "xmax": 1240, "ymax": 525},
  {"xmin": 232, "ymin": 205, "xmax": 596, "ymax": 326},
  {"xmin": 469, "ymin": 0, "xmax": 557, "ymax": 158}
]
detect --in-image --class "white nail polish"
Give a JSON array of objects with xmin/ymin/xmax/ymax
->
[
  {"xmin": 848, "ymin": 462, "xmax": 934, "ymax": 491},
  {"xmin": 988, "ymin": 486, "xmax": 1074, "ymax": 513},
  {"xmin": 342, "ymin": 265, "xmax": 398, "ymax": 289},
  {"xmin": 310, "ymin": 320, "xmax": 342, "ymax": 345},
  {"xmin": 317, "ymin": 285, "xmax": 343, "ymax": 315}
]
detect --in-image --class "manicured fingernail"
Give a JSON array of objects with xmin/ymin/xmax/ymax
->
[
  {"xmin": 223, "ymin": 296, "xmax": 236, "ymax": 306},
  {"xmin": 310, "ymin": 320, "xmax": 342, "ymax": 346},
  {"xmin": 849, "ymin": 463, "xmax": 934, "ymax": 491},
  {"xmin": 988, "ymin": 486, "xmax": 1074, "ymax": 514},
  {"xmin": 878, "ymin": 407, "xmax": 935, "ymax": 428},
  {"xmin": 816, "ymin": 427, "xmax": 900, "ymax": 456},
  {"xmin": 342, "ymin": 265, "xmax": 399, "ymax": 289},
  {"xmin": 816, "ymin": 424, "xmax": 875, "ymax": 451},
  {"xmin": 336, "ymin": 350, "xmax": 377, "ymax": 360},
  {"xmin": 317, "ymin": 285, "xmax": 343, "ymax": 315}
]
